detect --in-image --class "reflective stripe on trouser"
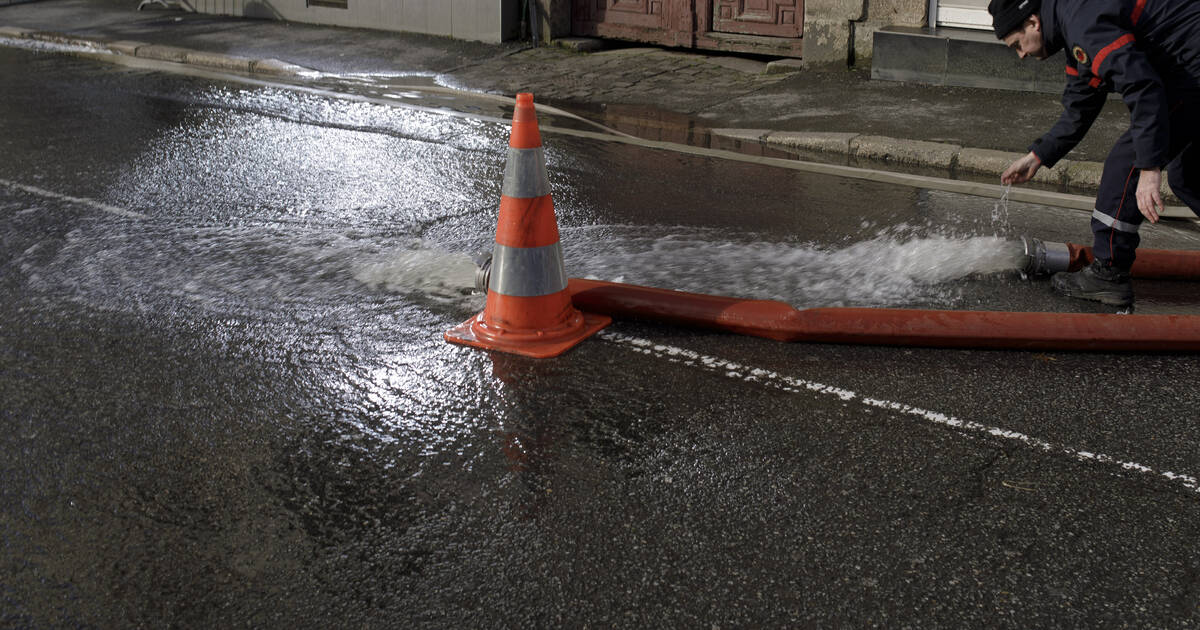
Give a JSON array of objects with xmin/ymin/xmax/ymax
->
[
  {"xmin": 1092, "ymin": 130, "xmax": 1144, "ymax": 268},
  {"xmin": 1092, "ymin": 92, "xmax": 1200, "ymax": 268},
  {"xmin": 1092, "ymin": 208, "xmax": 1141, "ymax": 233}
]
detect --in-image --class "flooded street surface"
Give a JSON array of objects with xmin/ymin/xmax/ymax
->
[{"xmin": 3, "ymin": 47, "xmax": 1200, "ymax": 627}]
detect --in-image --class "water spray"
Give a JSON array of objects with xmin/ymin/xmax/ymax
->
[{"xmin": 462, "ymin": 237, "xmax": 1200, "ymax": 351}]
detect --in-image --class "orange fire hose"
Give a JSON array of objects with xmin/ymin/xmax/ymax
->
[
  {"xmin": 1067, "ymin": 243, "xmax": 1200, "ymax": 280},
  {"xmin": 567, "ymin": 278, "xmax": 1200, "ymax": 352}
]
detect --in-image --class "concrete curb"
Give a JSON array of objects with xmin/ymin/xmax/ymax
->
[
  {"xmin": 851, "ymin": 135, "xmax": 962, "ymax": 169},
  {"xmin": 763, "ymin": 130, "xmax": 858, "ymax": 154},
  {"xmin": 0, "ymin": 26, "xmax": 33, "ymax": 38},
  {"xmin": 184, "ymin": 49, "xmax": 253, "ymax": 73},
  {"xmin": 250, "ymin": 58, "xmax": 314, "ymax": 76},
  {"xmin": 0, "ymin": 24, "xmax": 315, "ymax": 78},
  {"xmin": 720, "ymin": 128, "xmax": 1182, "ymax": 206},
  {"xmin": 5, "ymin": 28, "xmax": 107, "ymax": 51},
  {"xmin": 957, "ymin": 147, "xmax": 1065, "ymax": 187},
  {"xmin": 106, "ymin": 40, "xmax": 143, "ymax": 56},
  {"xmin": 764, "ymin": 58, "xmax": 806, "ymax": 75},
  {"xmin": 1, "ymin": 24, "xmax": 1185, "ymax": 213},
  {"xmin": 136, "ymin": 43, "xmax": 190, "ymax": 63}
]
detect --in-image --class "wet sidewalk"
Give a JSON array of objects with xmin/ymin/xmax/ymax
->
[{"xmin": 0, "ymin": 0, "xmax": 1144, "ymax": 198}]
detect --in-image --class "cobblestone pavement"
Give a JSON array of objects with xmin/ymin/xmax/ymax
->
[{"xmin": 454, "ymin": 46, "xmax": 785, "ymax": 114}]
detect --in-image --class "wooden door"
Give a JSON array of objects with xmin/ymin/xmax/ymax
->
[
  {"xmin": 596, "ymin": 0, "xmax": 665, "ymax": 29},
  {"xmin": 711, "ymin": 0, "xmax": 803, "ymax": 38},
  {"xmin": 573, "ymin": 0, "xmax": 691, "ymax": 46},
  {"xmin": 572, "ymin": 0, "xmax": 804, "ymax": 56}
]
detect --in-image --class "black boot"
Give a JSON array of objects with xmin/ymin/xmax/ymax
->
[{"xmin": 1051, "ymin": 259, "xmax": 1133, "ymax": 306}]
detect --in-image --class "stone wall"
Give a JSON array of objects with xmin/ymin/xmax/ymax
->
[
  {"xmin": 191, "ymin": 0, "xmax": 925, "ymax": 66},
  {"xmin": 534, "ymin": 0, "xmax": 927, "ymax": 67},
  {"xmin": 850, "ymin": 0, "xmax": 927, "ymax": 65},
  {"xmin": 802, "ymin": 0, "xmax": 927, "ymax": 66},
  {"xmin": 800, "ymin": 0, "xmax": 866, "ymax": 66},
  {"xmin": 189, "ymin": 0, "xmax": 519, "ymax": 43}
]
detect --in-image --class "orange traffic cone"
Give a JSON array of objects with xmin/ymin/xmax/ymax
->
[{"xmin": 445, "ymin": 93, "xmax": 611, "ymax": 358}]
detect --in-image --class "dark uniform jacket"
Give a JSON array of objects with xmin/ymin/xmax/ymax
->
[{"xmin": 1031, "ymin": 0, "xmax": 1200, "ymax": 169}]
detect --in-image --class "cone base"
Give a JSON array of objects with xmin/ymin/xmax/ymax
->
[{"xmin": 445, "ymin": 310, "xmax": 611, "ymax": 358}]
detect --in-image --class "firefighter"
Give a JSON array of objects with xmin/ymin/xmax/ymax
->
[{"xmin": 989, "ymin": 0, "xmax": 1200, "ymax": 307}]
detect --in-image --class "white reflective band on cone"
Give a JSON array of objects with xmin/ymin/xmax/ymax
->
[
  {"xmin": 502, "ymin": 147, "xmax": 551, "ymax": 199},
  {"xmin": 1092, "ymin": 209, "xmax": 1141, "ymax": 233},
  {"xmin": 489, "ymin": 242, "xmax": 568, "ymax": 297}
]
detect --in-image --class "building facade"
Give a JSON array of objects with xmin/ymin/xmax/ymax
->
[
  {"xmin": 187, "ymin": 0, "xmax": 520, "ymax": 44},
  {"xmin": 188, "ymin": 0, "xmax": 994, "ymax": 66}
]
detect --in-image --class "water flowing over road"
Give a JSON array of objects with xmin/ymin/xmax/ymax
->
[{"xmin": 3, "ymin": 46, "xmax": 1200, "ymax": 627}]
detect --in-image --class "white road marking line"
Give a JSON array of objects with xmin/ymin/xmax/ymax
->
[
  {"xmin": 599, "ymin": 330, "xmax": 1200, "ymax": 497},
  {"xmin": 0, "ymin": 178, "xmax": 146, "ymax": 219}
]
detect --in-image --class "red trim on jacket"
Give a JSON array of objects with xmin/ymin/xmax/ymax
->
[
  {"xmin": 1131, "ymin": 0, "xmax": 1147, "ymax": 25},
  {"xmin": 1092, "ymin": 33, "xmax": 1137, "ymax": 76}
]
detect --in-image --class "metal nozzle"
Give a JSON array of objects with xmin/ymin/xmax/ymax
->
[
  {"xmin": 473, "ymin": 251, "xmax": 493, "ymax": 293},
  {"xmin": 1020, "ymin": 237, "xmax": 1072, "ymax": 277}
]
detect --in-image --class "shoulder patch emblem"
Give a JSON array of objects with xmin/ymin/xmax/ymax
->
[{"xmin": 1072, "ymin": 45, "xmax": 1089, "ymax": 65}]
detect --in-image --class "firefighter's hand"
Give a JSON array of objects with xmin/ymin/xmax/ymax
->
[
  {"xmin": 1001, "ymin": 152, "xmax": 1042, "ymax": 185},
  {"xmin": 1136, "ymin": 167, "xmax": 1164, "ymax": 223}
]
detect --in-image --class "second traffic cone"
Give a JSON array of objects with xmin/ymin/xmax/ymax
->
[{"xmin": 445, "ymin": 93, "xmax": 610, "ymax": 358}]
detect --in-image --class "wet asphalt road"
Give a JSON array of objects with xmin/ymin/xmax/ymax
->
[{"xmin": 3, "ymin": 46, "xmax": 1200, "ymax": 627}]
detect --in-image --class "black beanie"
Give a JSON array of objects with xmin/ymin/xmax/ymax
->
[{"xmin": 988, "ymin": 0, "xmax": 1041, "ymax": 38}]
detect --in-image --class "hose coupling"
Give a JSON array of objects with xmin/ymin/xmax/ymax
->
[
  {"xmin": 1020, "ymin": 237, "xmax": 1072, "ymax": 277},
  {"xmin": 473, "ymin": 251, "xmax": 493, "ymax": 293}
]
